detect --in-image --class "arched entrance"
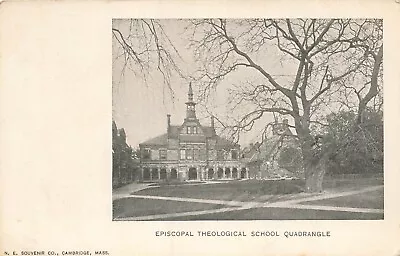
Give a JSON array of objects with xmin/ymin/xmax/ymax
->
[
  {"xmin": 225, "ymin": 168, "xmax": 231, "ymax": 179},
  {"xmin": 188, "ymin": 167, "xmax": 197, "ymax": 180},
  {"xmin": 151, "ymin": 168, "xmax": 158, "ymax": 180},
  {"xmin": 232, "ymin": 168, "xmax": 238, "ymax": 179},
  {"xmin": 170, "ymin": 169, "xmax": 178, "ymax": 180},
  {"xmin": 208, "ymin": 168, "xmax": 214, "ymax": 180},
  {"xmin": 217, "ymin": 168, "xmax": 223, "ymax": 179},
  {"xmin": 241, "ymin": 168, "xmax": 247, "ymax": 179},
  {"xmin": 160, "ymin": 168, "xmax": 167, "ymax": 180},
  {"xmin": 143, "ymin": 168, "xmax": 150, "ymax": 180}
]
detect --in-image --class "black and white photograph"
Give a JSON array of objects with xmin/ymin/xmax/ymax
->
[
  {"xmin": 3, "ymin": 1, "xmax": 400, "ymax": 255},
  {"xmin": 111, "ymin": 19, "xmax": 384, "ymax": 221}
]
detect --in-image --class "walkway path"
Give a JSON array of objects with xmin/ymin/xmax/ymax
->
[
  {"xmin": 114, "ymin": 185, "xmax": 383, "ymax": 221},
  {"xmin": 112, "ymin": 180, "xmax": 230, "ymax": 201},
  {"xmin": 125, "ymin": 194, "xmax": 245, "ymax": 207},
  {"xmin": 112, "ymin": 183, "xmax": 156, "ymax": 201}
]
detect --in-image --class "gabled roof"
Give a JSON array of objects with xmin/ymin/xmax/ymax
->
[
  {"xmin": 202, "ymin": 126, "xmax": 216, "ymax": 137},
  {"xmin": 169, "ymin": 124, "xmax": 216, "ymax": 139},
  {"xmin": 244, "ymin": 133, "xmax": 299, "ymax": 164},
  {"xmin": 179, "ymin": 135, "xmax": 207, "ymax": 143},
  {"xmin": 168, "ymin": 126, "xmax": 180, "ymax": 139},
  {"xmin": 241, "ymin": 143, "xmax": 261, "ymax": 159},
  {"xmin": 140, "ymin": 133, "xmax": 168, "ymax": 146},
  {"xmin": 139, "ymin": 124, "xmax": 238, "ymax": 148}
]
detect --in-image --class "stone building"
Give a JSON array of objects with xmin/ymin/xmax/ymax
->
[
  {"xmin": 138, "ymin": 83, "xmax": 248, "ymax": 182},
  {"xmin": 241, "ymin": 119, "xmax": 302, "ymax": 179}
]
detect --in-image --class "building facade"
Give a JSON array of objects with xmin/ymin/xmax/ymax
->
[
  {"xmin": 241, "ymin": 119, "xmax": 302, "ymax": 179},
  {"xmin": 139, "ymin": 83, "xmax": 248, "ymax": 182}
]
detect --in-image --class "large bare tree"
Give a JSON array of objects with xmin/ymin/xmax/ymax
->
[
  {"xmin": 186, "ymin": 19, "xmax": 383, "ymax": 192},
  {"xmin": 112, "ymin": 19, "xmax": 184, "ymax": 97}
]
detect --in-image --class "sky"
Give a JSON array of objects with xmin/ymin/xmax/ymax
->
[
  {"xmin": 111, "ymin": 19, "xmax": 301, "ymax": 148},
  {"xmin": 111, "ymin": 19, "xmax": 368, "ymax": 148}
]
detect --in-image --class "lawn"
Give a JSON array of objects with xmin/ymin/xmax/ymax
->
[
  {"xmin": 114, "ymin": 178, "xmax": 384, "ymax": 220},
  {"xmin": 161, "ymin": 207, "xmax": 384, "ymax": 221},
  {"xmin": 134, "ymin": 179, "xmax": 305, "ymax": 202},
  {"xmin": 133, "ymin": 178, "xmax": 383, "ymax": 202},
  {"xmin": 300, "ymin": 188, "xmax": 384, "ymax": 209},
  {"xmin": 113, "ymin": 197, "xmax": 228, "ymax": 218},
  {"xmin": 322, "ymin": 177, "xmax": 383, "ymax": 191}
]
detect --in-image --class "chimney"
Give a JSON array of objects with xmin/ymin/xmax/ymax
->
[
  {"xmin": 167, "ymin": 114, "xmax": 171, "ymax": 131},
  {"xmin": 211, "ymin": 116, "xmax": 215, "ymax": 128}
]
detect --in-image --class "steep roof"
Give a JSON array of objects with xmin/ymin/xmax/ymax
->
[
  {"xmin": 179, "ymin": 135, "xmax": 207, "ymax": 143},
  {"xmin": 139, "ymin": 124, "xmax": 238, "ymax": 148},
  {"xmin": 166, "ymin": 125, "xmax": 216, "ymax": 139},
  {"xmin": 241, "ymin": 143, "xmax": 261, "ymax": 159},
  {"xmin": 202, "ymin": 126, "xmax": 216, "ymax": 137},
  {"xmin": 244, "ymin": 133, "xmax": 299, "ymax": 164},
  {"xmin": 140, "ymin": 133, "xmax": 168, "ymax": 146},
  {"xmin": 168, "ymin": 126, "xmax": 180, "ymax": 139}
]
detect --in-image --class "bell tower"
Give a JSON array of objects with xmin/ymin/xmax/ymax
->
[{"xmin": 185, "ymin": 82, "xmax": 197, "ymax": 120}]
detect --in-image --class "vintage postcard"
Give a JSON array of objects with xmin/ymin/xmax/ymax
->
[{"xmin": 1, "ymin": 1, "xmax": 399, "ymax": 256}]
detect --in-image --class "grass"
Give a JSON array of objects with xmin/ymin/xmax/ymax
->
[
  {"xmin": 301, "ymin": 188, "xmax": 384, "ymax": 209},
  {"xmin": 112, "ymin": 198, "xmax": 227, "ymax": 218},
  {"xmin": 114, "ymin": 178, "xmax": 384, "ymax": 220},
  {"xmin": 134, "ymin": 179, "xmax": 304, "ymax": 202},
  {"xmin": 322, "ymin": 177, "xmax": 383, "ymax": 191},
  {"xmin": 134, "ymin": 178, "xmax": 383, "ymax": 202},
  {"xmin": 161, "ymin": 207, "xmax": 384, "ymax": 221}
]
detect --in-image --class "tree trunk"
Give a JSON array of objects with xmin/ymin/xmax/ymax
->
[
  {"xmin": 299, "ymin": 134, "xmax": 327, "ymax": 193},
  {"xmin": 304, "ymin": 159, "xmax": 326, "ymax": 193}
]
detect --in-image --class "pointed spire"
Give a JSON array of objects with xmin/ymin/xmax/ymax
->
[
  {"xmin": 185, "ymin": 82, "xmax": 197, "ymax": 119},
  {"xmin": 188, "ymin": 82, "xmax": 194, "ymax": 102},
  {"xmin": 167, "ymin": 114, "xmax": 171, "ymax": 129}
]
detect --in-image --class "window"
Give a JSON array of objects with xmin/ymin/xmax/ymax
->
[
  {"xmin": 193, "ymin": 149, "xmax": 199, "ymax": 160},
  {"xmin": 231, "ymin": 150, "xmax": 238, "ymax": 160},
  {"xmin": 186, "ymin": 149, "xmax": 193, "ymax": 160},
  {"xmin": 142, "ymin": 148, "xmax": 151, "ymax": 159},
  {"xmin": 186, "ymin": 126, "xmax": 197, "ymax": 134},
  {"xmin": 159, "ymin": 149, "xmax": 167, "ymax": 160},
  {"xmin": 180, "ymin": 149, "xmax": 186, "ymax": 160}
]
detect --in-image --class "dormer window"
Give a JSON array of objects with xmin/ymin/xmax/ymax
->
[
  {"xmin": 159, "ymin": 149, "xmax": 167, "ymax": 160},
  {"xmin": 231, "ymin": 150, "xmax": 238, "ymax": 160},
  {"xmin": 186, "ymin": 126, "xmax": 198, "ymax": 134},
  {"xmin": 142, "ymin": 148, "xmax": 151, "ymax": 159}
]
